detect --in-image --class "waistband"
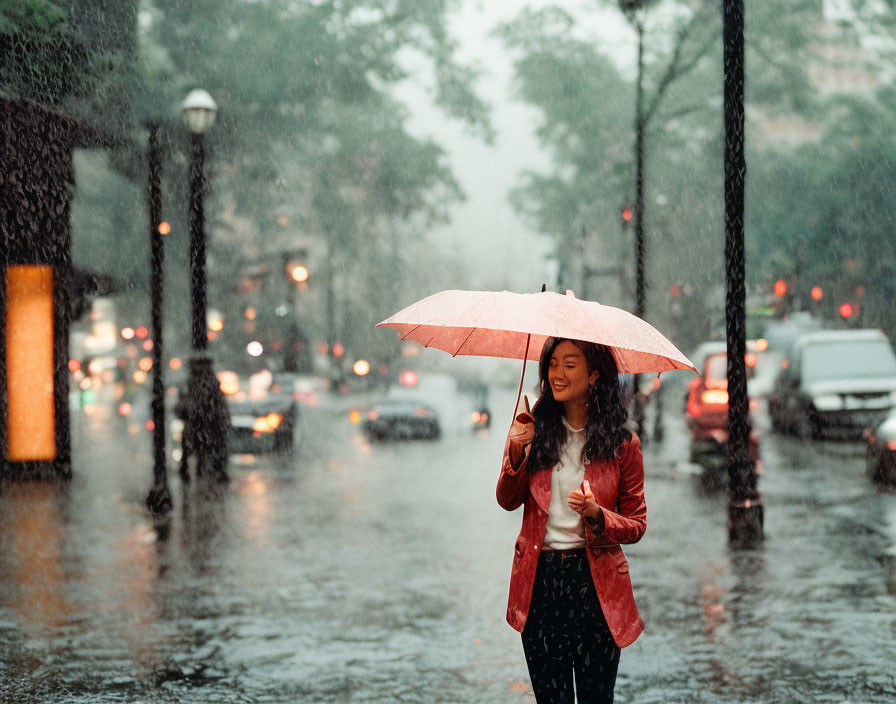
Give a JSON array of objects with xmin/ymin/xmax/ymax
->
[{"xmin": 540, "ymin": 547, "xmax": 586, "ymax": 562}]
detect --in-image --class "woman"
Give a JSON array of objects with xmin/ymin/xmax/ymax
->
[{"xmin": 497, "ymin": 337, "xmax": 647, "ymax": 704}]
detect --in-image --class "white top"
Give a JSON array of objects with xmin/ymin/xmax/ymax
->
[{"xmin": 543, "ymin": 416, "xmax": 588, "ymax": 550}]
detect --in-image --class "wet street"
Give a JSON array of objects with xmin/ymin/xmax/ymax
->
[{"xmin": 1, "ymin": 386, "xmax": 895, "ymax": 703}]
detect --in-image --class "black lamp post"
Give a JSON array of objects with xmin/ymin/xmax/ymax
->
[
  {"xmin": 723, "ymin": 0, "xmax": 762, "ymax": 546},
  {"xmin": 180, "ymin": 89, "xmax": 229, "ymax": 483},
  {"xmin": 145, "ymin": 123, "xmax": 172, "ymax": 514},
  {"xmin": 620, "ymin": 0, "xmax": 648, "ymax": 437}
]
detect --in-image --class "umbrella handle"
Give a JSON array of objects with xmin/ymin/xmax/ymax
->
[{"xmin": 512, "ymin": 333, "xmax": 531, "ymax": 424}]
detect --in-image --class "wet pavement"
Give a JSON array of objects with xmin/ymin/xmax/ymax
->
[{"xmin": 1, "ymin": 386, "xmax": 895, "ymax": 703}]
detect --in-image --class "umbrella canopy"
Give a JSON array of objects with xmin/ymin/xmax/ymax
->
[{"xmin": 377, "ymin": 289, "xmax": 695, "ymax": 375}]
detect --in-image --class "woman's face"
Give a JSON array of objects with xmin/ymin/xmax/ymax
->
[{"xmin": 547, "ymin": 341, "xmax": 599, "ymax": 405}]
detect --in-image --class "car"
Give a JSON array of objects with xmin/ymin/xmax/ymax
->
[
  {"xmin": 219, "ymin": 370, "xmax": 299, "ymax": 453},
  {"xmin": 682, "ymin": 339, "xmax": 770, "ymax": 408},
  {"xmin": 469, "ymin": 381, "xmax": 491, "ymax": 431},
  {"xmin": 685, "ymin": 350, "xmax": 759, "ymax": 471},
  {"xmin": 363, "ymin": 398, "xmax": 441, "ymax": 441},
  {"xmin": 865, "ymin": 410, "xmax": 896, "ymax": 485},
  {"xmin": 768, "ymin": 329, "xmax": 896, "ymax": 438}
]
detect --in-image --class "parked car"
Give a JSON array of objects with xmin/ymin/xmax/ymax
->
[
  {"xmin": 865, "ymin": 410, "xmax": 896, "ymax": 485},
  {"xmin": 685, "ymin": 351, "xmax": 759, "ymax": 470},
  {"xmin": 768, "ymin": 329, "xmax": 896, "ymax": 438},
  {"xmin": 364, "ymin": 398, "xmax": 441, "ymax": 441}
]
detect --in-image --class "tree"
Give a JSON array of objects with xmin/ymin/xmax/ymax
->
[
  {"xmin": 497, "ymin": 0, "xmax": 819, "ymax": 349},
  {"xmin": 16, "ymin": 1, "xmax": 492, "ymax": 362}
]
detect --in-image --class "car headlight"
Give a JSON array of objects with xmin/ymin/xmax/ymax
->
[{"xmin": 812, "ymin": 394, "xmax": 842, "ymax": 411}]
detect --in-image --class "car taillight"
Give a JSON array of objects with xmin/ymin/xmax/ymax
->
[
  {"xmin": 416, "ymin": 407, "xmax": 429, "ymax": 417},
  {"xmin": 700, "ymin": 389, "xmax": 729, "ymax": 405},
  {"xmin": 471, "ymin": 412, "xmax": 481, "ymax": 423},
  {"xmin": 888, "ymin": 440, "xmax": 896, "ymax": 452},
  {"xmin": 368, "ymin": 410, "xmax": 378, "ymax": 421},
  {"xmin": 253, "ymin": 412, "xmax": 283, "ymax": 433}
]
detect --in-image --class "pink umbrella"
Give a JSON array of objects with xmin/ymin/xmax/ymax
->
[{"xmin": 377, "ymin": 289, "xmax": 695, "ymax": 375}]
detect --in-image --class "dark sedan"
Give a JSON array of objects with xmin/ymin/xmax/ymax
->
[
  {"xmin": 364, "ymin": 399, "xmax": 441, "ymax": 441},
  {"xmin": 228, "ymin": 394, "xmax": 298, "ymax": 453},
  {"xmin": 215, "ymin": 370, "xmax": 299, "ymax": 453}
]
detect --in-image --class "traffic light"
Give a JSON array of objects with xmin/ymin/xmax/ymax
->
[
  {"xmin": 621, "ymin": 205, "xmax": 633, "ymax": 225},
  {"xmin": 774, "ymin": 279, "xmax": 787, "ymax": 297}
]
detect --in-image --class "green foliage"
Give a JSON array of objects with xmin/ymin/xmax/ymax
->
[
  {"xmin": 497, "ymin": 6, "xmax": 632, "ymax": 244},
  {"xmin": 0, "ymin": 0, "xmax": 86, "ymax": 103},
  {"xmin": 132, "ymin": 0, "xmax": 490, "ymax": 360},
  {"xmin": 497, "ymin": 0, "xmax": 871, "ymax": 346},
  {"xmin": 748, "ymin": 88, "xmax": 896, "ymax": 330},
  {"xmin": 2, "ymin": 0, "xmax": 490, "ymax": 361}
]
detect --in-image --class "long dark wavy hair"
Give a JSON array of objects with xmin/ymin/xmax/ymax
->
[{"xmin": 527, "ymin": 337, "xmax": 632, "ymax": 473}]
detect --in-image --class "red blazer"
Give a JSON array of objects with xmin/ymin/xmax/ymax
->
[{"xmin": 496, "ymin": 429, "xmax": 647, "ymax": 648}]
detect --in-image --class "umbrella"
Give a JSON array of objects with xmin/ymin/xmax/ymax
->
[
  {"xmin": 377, "ymin": 289, "xmax": 695, "ymax": 419},
  {"xmin": 377, "ymin": 289, "xmax": 695, "ymax": 375}
]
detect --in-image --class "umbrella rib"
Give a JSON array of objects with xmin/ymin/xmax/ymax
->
[
  {"xmin": 451, "ymin": 327, "xmax": 478, "ymax": 357},
  {"xmin": 398, "ymin": 324, "xmax": 422, "ymax": 341}
]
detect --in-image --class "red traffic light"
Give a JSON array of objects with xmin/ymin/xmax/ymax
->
[
  {"xmin": 810, "ymin": 286, "xmax": 823, "ymax": 301},
  {"xmin": 774, "ymin": 279, "xmax": 787, "ymax": 297},
  {"xmin": 839, "ymin": 303, "xmax": 854, "ymax": 319},
  {"xmin": 621, "ymin": 206, "xmax": 633, "ymax": 223}
]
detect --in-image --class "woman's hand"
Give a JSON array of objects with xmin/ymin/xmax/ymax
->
[
  {"xmin": 568, "ymin": 479, "xmax": 604, "ymax": 526},
  {"xmin": 508, "ymin": 412, "xmax": 535, "ymax": 467}
]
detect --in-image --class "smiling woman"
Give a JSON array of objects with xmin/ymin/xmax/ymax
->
[{"xmin": 497, "ymin": 336, "xmax": 645, "ymax": 704}]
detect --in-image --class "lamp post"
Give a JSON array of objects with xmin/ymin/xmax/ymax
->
[
  {"xmin": 619, "ymin": 0, "xmax": 648, "ymax": 437},
  {"xmin": 722, "ymin": 1, "xmax": 762, "ymax": 546},
  {"xmin": 145, "ymin": 123, "xmax": 172, "ymax": 514},
  {"xmin": 180, "ymin": 89, "xmax": 229, "ymax": 483}
]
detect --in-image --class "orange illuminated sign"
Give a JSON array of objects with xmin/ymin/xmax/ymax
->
[{"xmin": 6, "ymin": 266, "xmax": 56, "ymax": 460}]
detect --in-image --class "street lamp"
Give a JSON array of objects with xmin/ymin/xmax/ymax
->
[{"xmin": 180, "ymin": 88, "xmax": 229, "ymax": 483}]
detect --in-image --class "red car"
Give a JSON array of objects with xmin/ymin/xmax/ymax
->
[{"xmin": 685, "ymin": 351, "xmax": 759, "ymax": 472}]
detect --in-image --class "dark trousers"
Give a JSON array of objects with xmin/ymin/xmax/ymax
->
[{"xmin": 521, "ymin": 549, "xmax": 621, "ymax": 703}]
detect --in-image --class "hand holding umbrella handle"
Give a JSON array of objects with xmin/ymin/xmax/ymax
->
[{"xmin": 508, "ymin": 409, "xmax": 535, "ymax": 468}]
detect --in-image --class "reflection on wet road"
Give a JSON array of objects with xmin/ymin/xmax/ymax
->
[{"xmin": 1, "ymin": 389, "xmax": 894, "ymax": 702}]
